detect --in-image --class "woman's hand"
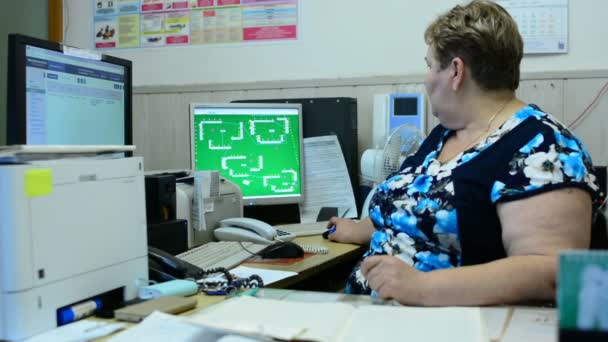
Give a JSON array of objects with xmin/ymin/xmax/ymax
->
[
  {"xmin": 325, "ymin": 216, "xmax": 374, "ymax": 245},
  {"xmin": 360, "ymin": 255, "xmax": 428, "ymax": 305}
]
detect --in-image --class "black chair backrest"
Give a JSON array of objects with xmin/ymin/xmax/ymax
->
[{"xmin": 590, "ymin": 210, "xmax": 608, "ymax": 249}]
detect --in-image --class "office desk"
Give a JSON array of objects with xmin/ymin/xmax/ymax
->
[{"xmin": 89, "ymin": 236, "xmax": 556, "ymax": 341}]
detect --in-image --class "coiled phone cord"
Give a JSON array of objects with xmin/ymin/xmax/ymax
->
[{"xmin": 197, "ymin": 268, "xmax": 264, "ymax": 295}]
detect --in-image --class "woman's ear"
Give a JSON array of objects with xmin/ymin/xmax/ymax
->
[{"xmin": 450, "ymin": 57, "xmax": 465, "ymax": 91}]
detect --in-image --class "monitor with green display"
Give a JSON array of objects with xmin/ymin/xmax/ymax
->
[{"xmin": 190, "ymin": 103, "xmax": 304, "ymax": 206}]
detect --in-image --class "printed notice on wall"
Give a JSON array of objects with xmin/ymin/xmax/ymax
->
[
  {"xmin": 497, "ymin": 0, "xmax": 568, "ymax": 54},
  {"xmin": 94, "ymin": 15, "xmax": 140, "ymax": 49},
  {"xmin": 92, "ymin": 0, "xmax": 299, "ymax": 50}
]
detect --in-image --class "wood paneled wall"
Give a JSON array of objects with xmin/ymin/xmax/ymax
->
[{"xmin": 132, "ymin": 73, "xmax": 608, "ymax": 185}]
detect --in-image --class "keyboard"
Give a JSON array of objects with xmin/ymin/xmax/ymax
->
[
  {"xmin": 275, "ymin": 228, "xmax": 297, "ymax": 242},
  {"xmin": 275, "ymin": 223, "xmax": 328, "ymax": 237},
  {"xmin": 176, "ymin": 241, "xmax": 266, "ymax": 270}
]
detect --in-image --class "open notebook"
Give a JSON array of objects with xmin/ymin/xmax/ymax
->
[{"xmin": 188, "ymin": 296, "xmax": 487, "ymax": 342}]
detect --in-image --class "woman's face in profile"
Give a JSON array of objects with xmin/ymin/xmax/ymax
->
[
  {"xmin": 424, "ymin": 45, "xmax": 462, "ymax": 129},
  {"xmin": 424, "ymin": 46, "xmax": 447, "ymax": 120}
]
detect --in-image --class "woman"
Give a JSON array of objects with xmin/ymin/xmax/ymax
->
[{"xmin": 328, "ymin": 0, "xmax": 604, "ymax": 306}]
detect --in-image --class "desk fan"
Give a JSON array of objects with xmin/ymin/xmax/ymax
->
[{"xmin": 359, "ymin": 124, "xmax": 424, "ymax": 218}]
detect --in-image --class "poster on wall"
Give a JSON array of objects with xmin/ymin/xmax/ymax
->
[
  {"xmin": 92, "ymin": 0, "xmax": 299, "ymax": 49},
  {"xmin": 165, "ymin": 11, "xmax": 190, "ymax": 45},
  {"xmin": 141, "ymin": 0, "xmax": 165, "ymax": 12},
  {"xmin": 94, "ymin": 0, "xmax": 141, "ymax": 15},
  {"xmin": 141, "ymin": 12, "xmax": 166, "ymax": 47},
  {"xmin": 95, "ymin": 14, "xmax": 140, "ymax": 48},
  {"xmin": 190, "ymin": 0, "xmax": 215, "ymax": 7},
  {"xmin": 497, "ymin": 0, "xmax": 568, "ymax": 54},
  {"xmin": 94, "ymin": 0, "xmax": 118, "ymax": 16},
  {"xmin": 242, "ymin": 0, "xmax": 298, "ymax": 41},
  {"xmin": 191, "ymin": 7, "xmax": 243, "ymax": 44},
  {"xmin": 117, "ymin": 0, "xmax": 141, "ymax": 14},
  {"xmin": 94, "ymin": 16, "xmax": 118, "ymax": 48}
]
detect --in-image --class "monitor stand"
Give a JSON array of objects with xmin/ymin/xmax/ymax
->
[{"xmin": 244, "ymin": 204, "xmax": 300, "ymax": 225}]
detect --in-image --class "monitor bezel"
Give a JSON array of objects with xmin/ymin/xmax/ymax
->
[
  {"xmin": 189, "ymin": 102, "xmax": 305, "ymax": 206},
  {"xmin": 6, "ymin": 33, "xmax": 133, "ymax": 148}
]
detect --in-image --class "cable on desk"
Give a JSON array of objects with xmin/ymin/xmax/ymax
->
[
  {"xmin": 189, "ymin": 266, "xmax": 233, "ymax": 294},
  {"xmin": 196, "ymin": 264, "xmax": 264, "ymax": 296},
  {"xmin": 231, "ymin": 274, "xmax": 264, "ymax": 290},
  {"xmin": 238, "ymin": 241, "xmax": 260, "ymax": 256}
]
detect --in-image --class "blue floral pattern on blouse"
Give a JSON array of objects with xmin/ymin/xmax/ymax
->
[{"xmin": 346, "ymin": 105, "xmax": 602, "ymax": 294}]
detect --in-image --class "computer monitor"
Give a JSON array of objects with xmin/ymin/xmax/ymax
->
[
  {"xmin": 6, "ymin": 33, "xmax": 132, "ymax": 146},
  {"xmin": 190, "ymin": 103, "xmax": 304, "ymax": 206},
  {"xmin": 233, "ymin": 97, "xmax": 360, "ymax": 211}
]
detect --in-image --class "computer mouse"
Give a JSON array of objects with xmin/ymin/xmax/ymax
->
[{"xmin": 258, "ymin": 242, "xmax": 304, "ymax": 259}]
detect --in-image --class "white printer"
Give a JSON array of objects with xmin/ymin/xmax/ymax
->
[{"xmin": 0, "ymin": 157, "xmax": 148, "ymax": 340}]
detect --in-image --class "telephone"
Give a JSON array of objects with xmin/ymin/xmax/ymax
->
[
  {"xmin": 148, "ymin": 246, "xmax": 205, "ymax": 281},
  {"xmin": 214, "ymin": 217, "xmax": 296, "ymax": 245}
]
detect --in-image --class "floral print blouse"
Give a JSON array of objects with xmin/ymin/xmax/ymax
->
[{"xmin": 346, "ymin": 104, "xmax": 603, "ymax": 295}]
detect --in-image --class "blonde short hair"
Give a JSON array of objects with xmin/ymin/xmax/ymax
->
[{"xmin": 424, "ymin": 0, "xmax": 523, "ymax": 91}]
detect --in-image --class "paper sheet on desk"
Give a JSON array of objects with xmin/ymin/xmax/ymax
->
[
  {"xmin": 232, "ymin": 266, "xmax": 297, "ymax": 284},
  {"xmin": 501, "ymin": 308, "xmax": 556, "ymax": 342},
  {"xmin": 24, "ymin": 320, "xmax": 125, "ymax": 342},
  {"xmin": 481, "ymin": 307, "xmax": 511, "ymax": 341},
  {"xmin": 108, "ymin": 311, "xmax": 221, "ymax": 342},
  {"xmin": 300, "ymin": 136, "xmax": 358, "ymax": 223},
  {"xmin": 189, "ymin": 296, "xmax": 350, "ymax": 341},
  {"xmin": 189, "ymin": 296, "xmax": 487, "ymax": 342}
]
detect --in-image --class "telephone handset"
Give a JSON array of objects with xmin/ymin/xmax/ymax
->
[
  {"xmin": 148, "ymin": 246, "xmax": 204, "ymax": 281},
  {"xmin": 214, "ymin": 217, "xmax": 296, "ymax": 245}
]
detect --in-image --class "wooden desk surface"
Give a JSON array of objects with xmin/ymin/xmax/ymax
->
[
  {"xmin": 247, "ymin": 235, "xmax": 365, "ymax": 288},
  {"xmin": 175, "ymin": 236, "xmax": 365, "ymax": 314}
]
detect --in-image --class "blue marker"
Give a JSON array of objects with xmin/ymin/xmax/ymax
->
[
  {"xmin": 323, "ymin": 208, "xmax": 350, "ymax": 239},
  {"xmin": 322, "ymin": 225, "xmax": 336, "ymax": 239}
]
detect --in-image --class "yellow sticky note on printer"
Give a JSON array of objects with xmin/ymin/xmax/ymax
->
[{"xmin": 25, "ymin": 169, "xmax": 53, "ymax": 197}]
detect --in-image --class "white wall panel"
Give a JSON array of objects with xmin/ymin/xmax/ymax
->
[
  {"xmin": 564, "ymin": 78, "xmax": 608, "ymax": 166},
  {"xmin": 517, "ymin": 80, "xmax": 565, "ymax": 121}
]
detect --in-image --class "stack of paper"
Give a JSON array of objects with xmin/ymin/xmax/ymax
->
[
  {"xmin": 188, "ymin": 296, "xmax": 487, "ymax": 342},
  {"xmin": 300, "ymin": 136, "xmax": 358, "ymax": 223},
  {"xmin": 108, "ymin": 312, "xmax": 225, "ymax": 342}
]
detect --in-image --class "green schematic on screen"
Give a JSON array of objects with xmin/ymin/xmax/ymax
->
[{"xmin": 193, "ymin": 113, "xmax": 302, "ymax": 200}]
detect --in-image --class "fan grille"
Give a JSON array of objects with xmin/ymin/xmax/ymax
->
[{"xmin": 378, "ymin": 125, "xmax": 423, "ymax": 182}]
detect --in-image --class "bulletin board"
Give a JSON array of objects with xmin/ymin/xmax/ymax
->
[{"xmin": 92, "ymin": 0, "xmax": 299, "ymax": 49}]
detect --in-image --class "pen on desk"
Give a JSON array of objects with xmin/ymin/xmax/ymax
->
[
  {"xmin": 323, "ymin": 208, "xmax": 351, "ymax": 239},
  {"xmin": 341, "ymin": 208, "xmax": 351, "ymax": 218}
]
